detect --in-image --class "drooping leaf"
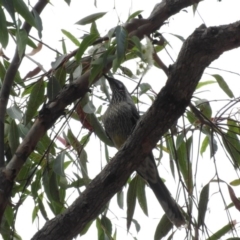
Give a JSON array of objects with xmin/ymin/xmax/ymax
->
[
  {"xmin": 101, "ymin": 215, "xmax": 112, "ymax": 236},
  {"xmin": 196, "ymin": 80, "xmax": 216, "ymax": 89},
  {"xmin": 7, "ymin": 105, "xmax": 22, "ymax": 121},
  {"xmin": 222, "ymin": 131, "xmax": 240, "ymax": 167},
  {"xmin": 61, "ymin": 29, "xmax": 80, "ymax": 46},
  {"xmin": 127, "ymin": 176, "xmax": 138, "ymax": 231},
  {"xmin": 197, "ymin": 183, "xmax": 210, "ymax": 227},
  {"xmin": 212, "ymin": 74, "xmax": 234, "ymax": 98},
  {"xmin": 136, "ymin": 176, "xmax": 148, "ymax": 216},
  {"xmin": 0, "ymin": 7, "xmax": 9, "ymax": 48},
  {"xmin": 206, "ymin": 221, "xmax": 236, "ymax": 240},
  {"xmin": 75, "ymin": 34, "xmax": 98, "ymax": 62},
  {"xmin": 8, "ymin": 119, "xmax": 20, "ymax": 155},
  {"xmin": 177, "ymin": 138, "xmax": 193, "ymax": 193},
  {"xmin": 228, "ymin": 185, "xmax": 240, "ymax": 212},
  {"xmin": 53, "ymin": 152, "xmax": 66, "ymax": 177},
  {"xmin": 131, "ymin": 219, "xmax": 141, "ymax": 233},
  {"xmin": 25, "ymin": 79, "xmax": 45, "ymax": 125},
  {"xmin": 115, "ymin": 25, "xmax": 127, "ymax": 62},
  {"xmin": 32, "ymin": 9, "xmax": 43, "ymax": 38},
  {"xmin": 139, "ymin": 83, "xmax": 151, "ymax": 95},
  {"xmin": 47, "ymin": 76, "xmax": 61, "ymax": 101},
  {"xmin": 16, "ymin": 29, "xmax": 28, "ymax": 58},
  {"xmin": 154, "ymin": 214, "xmax": 173, "ymax": 240},
  {"xmin": 75, "ymin": 12, "xmax": 106, "ymax": 25},
  {"xmin": 127, "ymin": 10, "xmax": 143, "ymax": 22},
  {"xmin": 200, "ymin": 135, "xmax": 209, "ymax": 156},
  {"xmin": 195, "ymin": 99, "xmax": 212, "ymax": 120},
  {"xmin": 117, "ymin": 190, "xmax": 124, "ymax": 209},
  {"xmin": 90, "ymin": 21, "xmax": 100, "ymax": 36},
  {"xmin": 1, "ymin": 0, "xmax": 16, "ymax": 26},
  {"xmin": 13, "ymin": 0, "xmax": 36, "ymax": 27}
]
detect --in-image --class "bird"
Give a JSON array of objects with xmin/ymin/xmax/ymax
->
[{"xmin": 102, "ymin": 74, "xmax": 185, "ymax": 227}]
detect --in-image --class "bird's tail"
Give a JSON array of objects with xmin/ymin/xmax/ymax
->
[{"xmin": 149, "ymin": 177, "xmax": 185, "ymax": 227}]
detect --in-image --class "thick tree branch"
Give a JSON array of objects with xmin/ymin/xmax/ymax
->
[
  {"xmin": 31, "ymin": 21, "xmax": 240, "ymax": 240},
  {"xmin": 0, "ymin": 0, "xmax": 49, "ymax": 167}
]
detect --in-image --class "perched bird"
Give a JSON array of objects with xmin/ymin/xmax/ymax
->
[{"xmin": 102, "ymin": 74, "xmax": 185, "ymax": 227}]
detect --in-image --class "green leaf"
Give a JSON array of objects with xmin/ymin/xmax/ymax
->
[
  {"xmin": 222, "ymin": 131, "xmax": 240, "ymax": 167},
  {"xmin": 132, "ymin": 219, "xmax": 141, "ymax": 233},
  {"xmin": 177, "ymin": 138, "xmax": 193, "ymax": 193},
  {"xmin": 227, "ymin": 118, "xmax": 240, "ymax": 135},
  {"xmin": 53, "ymin": 152, "xmax": 65, "ymax": 177},
  {"xmin": 13, "ymin": 0, "xmax": 36, "ymax": 27},
  {"xmin": 206, "ymin": 222, "xmax": 236, "ymax": 240},
  {"xmin": 16, "ymin": 29, "xmax": 28, "ymax": 58},
  {"xmin": 117, "ymin": 190, "xmax": 124, "ymax": 209},
  {"xmin": 101, "ymin": 215, "xmax": 112, "ymax": 236},
  {"xmin": 8, "ymin": 119, "xmax": 20, "ymax": 155},
  {"xmin": 197, "ymin": 183, "xmax": 210, "ymax": 227},
  {"xmin": 25, "ymin": 79, "xmax": 44, "ymax": 125},
  {"xmin": 32, "ymin": 205, "xmax": 39, "ymax": 223},
  {"xmin": 7, "ymin": 105, "xmax": 22, "ymax": 121},
  {"xmin": 1, "ymin": 0, "xmax": 16, "ymax": 26},
  {"xmin": 196, "ymin": 80, "xmax": 216, "ymax": 89},
  {"xmin": 32, "ymin": 9, "xmax": 43, "ymax": 39},
  {"xmin": 154, "ymin": 214, "xmax": 173, "ymax": 240},
  {"xmin": 75, "ymin": 12, "xmax": 106, "ymax": 25},
  {"xmin": 47, "ymin": 76, "xmax": 61, "ymax": 101},
  {"xmin": 212, "ymin": 74, "xmax": 234, "ymax": 98},
  {"xmin": 230, "ymin": 179, "xmax": 240, "ymax": 186},
  {"xmin": 80, "ymin": 220, "xmax": 93, "ymax": 236},
  {"xmin": 115, "ymin": 25, "xmax": 127, "ymax": 62},
  {"xmin": 61, "ymin": 29, "xmax": 80, "ymax": 46},
  {"xmin": 55, "ymin": 66, "xmax": 67, "ymax": 87},
  {"xmin": 90, "ymin": 21, "xmax": 100, "ymax": 36},
  {"xmin": 200, "ymin": 135, "xmax": 209, "ymax": 156},
  {"xmin": 195, "ymin": 99, "xmax": 212, "ymax": 120},
  {"xmin": 136, "ymin": 176, "xmax": 148, "ymax": 216},
  {"xmin": 139, "ymin": 83, "xmax": 151, "ymax": 95},
  {"xmin": 38, "ymin": 194, "xmax": 49, "ymax": 221},
  {"xmin": 4, "ymin": 205, "xmax": 14, "ymax": 225},
  {"xmin": 168, "ymin": 33, "xmax": 185, "ymax": 42},
  {"xmin": 0, "ymin": 7, "xmax": 9, "ymax": 48},
  {"xmin": 127, "ymin": 176, "xmax": 138, "ymax": 231},
  {"xmin": 127, "ymin": 10, "xmax": 143, "ymax": 22},
  {"xmin": 75, "ymin": 34, "xmax": 98, "ymax": 62}
]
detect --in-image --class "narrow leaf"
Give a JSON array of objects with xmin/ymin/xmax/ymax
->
[
  {"xmin": 116, "ymin": 26, "xmax": 127, "ymax": 61},
  {"xmin": 75, "ymin": 34, "xmax": 98, "ymax": 62},
  {"xmin": 136, "ymin": 176, "xmax": 148, "ymax": 216},
  {"xmin": 61, "ymin": 29, "xmax": 80, "ymax": 46},
  {"xmin": 154, "ymin": 214, "xmax": 173, "ymax": 240},
  {"xmin": 25, "ymin": 79, "xmax": 44, "ymax": 125},
  {"xmin": 13, "ymin": 0, "xmax": 36, "ymax": 27},
  {"xmin": 47, "ymin": 76, "xmax": 61, "ymax": 101},
  {"xmin": 53, "ymin": 152, "xmax": 66, "ymax": 177},
  {"xmin": 228, "ymin": 185, "xmax": 240, "ymax": 211},
  {"xmin": 197, "ymin": 183, "xmax": 210, "ymax": 227},
  {"xmin": 75, "ymin": 12, "xmax": 106, "ymax": 25},
  {"xmin": 16, "ymin": 29, "xmax": 28, "ymax": 58},
  {"xmin": 127, "ymin": 176, "xmax": 138, "ymax": 231},
  {"xmin": 8, "ymin": 119, "xmax": 20, "ymax": 155},
  {"xmin": 0, "ymin": 7, "xmax": 9, "ymax": 48},
  {"xmin": 206, "ymin": 221, "xmax": 236, "ymax": 240},
  {"xmin": 212, "ymin": 74, "xmax": 234, "ymax": 98}
]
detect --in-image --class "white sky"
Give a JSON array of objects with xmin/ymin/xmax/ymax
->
[{"xmin": 3, "ymin": 0, "xmax": 240, "ymax": 239}]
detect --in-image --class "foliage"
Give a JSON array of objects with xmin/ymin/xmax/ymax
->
[{"xmin": 0, "ymin": 0, "xmax": 240, "ymax": 240}]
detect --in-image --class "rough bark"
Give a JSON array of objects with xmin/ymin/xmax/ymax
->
[
  {"xmin": 0, "ymin": 0, "xmax": 202, "ymax": 223},
  {"xmin": 31, "ymin": 21, "xmax": 240, "ymax": 240}
]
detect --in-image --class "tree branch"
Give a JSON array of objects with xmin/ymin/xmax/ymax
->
[
  {"xmin": 31, "ymin": 21, "xmax": 240, "ymax": 240},
  {"xmin": 0, "ymin": 0, "xmax": 49, "ymax": 167}
]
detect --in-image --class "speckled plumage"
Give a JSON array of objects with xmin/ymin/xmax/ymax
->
[{"xmin": 102, "ymin": 75, "xmax": 185, "ymax": 227}]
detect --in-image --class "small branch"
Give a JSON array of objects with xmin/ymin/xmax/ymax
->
[{"xmin": 0, "ymin": 0, "xmax": 49, "ymax": 167}]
